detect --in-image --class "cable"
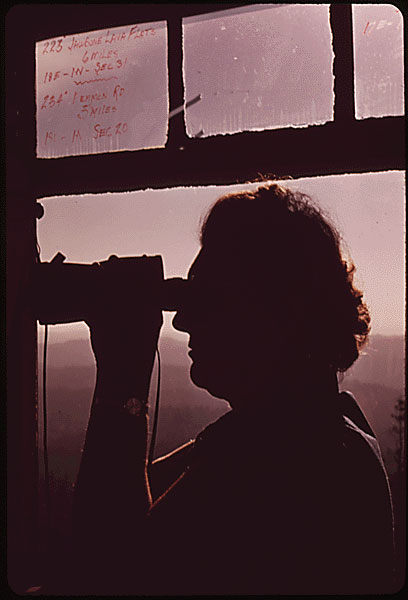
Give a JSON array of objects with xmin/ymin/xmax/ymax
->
[
  {"xmin": 148, "ymin": 348, "xmax": 162, "ymax": 466},
  {"xmin": 42, "ymin": 324, "xmax": 51, "ymax": 550},
  {"xmin": 35, "ymin": 220, "xmax": 51, "ymax": 561},
  {"xmin": 35, "ymin": 239, "xmax": 41, "ymax": 262}
]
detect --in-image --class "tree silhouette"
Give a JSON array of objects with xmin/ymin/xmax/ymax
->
[
  {"xmin": 389, "ymin": 394, "xmax": 406, "ymax": 589},
  {"xmin": 391, "ymin": 395, "xmax": 406, "ymax": 476}
]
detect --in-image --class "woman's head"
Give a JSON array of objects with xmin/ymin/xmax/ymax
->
[{"xmin": 173, "ymin": 183, "xmax": 370, "ymax": 403}]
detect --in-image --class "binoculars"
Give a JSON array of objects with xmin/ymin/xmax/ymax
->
[{"xmin": 33, "ymin": 252, "xmax": 187, "ymax": 325}]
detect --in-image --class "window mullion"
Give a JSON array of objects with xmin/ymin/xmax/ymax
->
[
  {"xmin": 167, "ymin": 15, "xmax": 186, "ymax": 150},
  {"xmin": 330, "ymin": 3, "xmax": 355, "ymax": 124}
]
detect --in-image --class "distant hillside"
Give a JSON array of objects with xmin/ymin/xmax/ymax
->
[
  {"xmin": 37, "ymin": 333, "xmax": 189, "ymax": 369},
  {"xmin": 37, "ymin": 332, "xmax": 404, "ymax": 483},
  {"xmin": 39, "ymin": 362, "xmax": 229, "ymax": 483},
  {"xmin": 38, "ymin": 336, "xmax": 96, "ymax": 368},
  {"xmin": 342, "ymin": 334, "xmax": 405, "ymax": 391},
  {"xmin": 39, "ymin": 332, "xmax": 404, "ymax": 379}
]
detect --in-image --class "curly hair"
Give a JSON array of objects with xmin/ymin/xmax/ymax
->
[{"xmin": 200, "ymin": 183, "xmax": 370, "ymax": 372}]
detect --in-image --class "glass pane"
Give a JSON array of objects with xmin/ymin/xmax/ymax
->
[
  {"xmin": 182, "ymin": 4, "xmax": 334, "ymax": 138},
  {"xmin": 36, "ymin": 21, "xmax": 168, "ymax": 158},
  {"xmin": 353, "ymin": 4, "xmax": 404, "ymax": 119},
  {"xmin": 36, "ymin": 173, "xmax": 404, "ymax": 590}
]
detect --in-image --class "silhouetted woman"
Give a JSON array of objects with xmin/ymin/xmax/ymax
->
[{"xmin": 71, "ymin": 183, "xmax": 395, "ymax": 595}]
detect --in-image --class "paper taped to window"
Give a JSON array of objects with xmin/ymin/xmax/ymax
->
[{"xmin": 36, "ymin": 21, "xmax": 168, "ymax": 158}]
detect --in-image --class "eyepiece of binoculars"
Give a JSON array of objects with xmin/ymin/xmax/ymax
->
[{"xmin": 161, "ymin": 277, "xmax": 187, "ymax": 311}]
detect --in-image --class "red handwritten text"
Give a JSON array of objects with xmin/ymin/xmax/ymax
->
[
  {"xmin": 72, "ymin": 129, "xmax": 82, "ymax": 142},
  {"xmin": 128, "ymin": 25, "xmax": 156, "ymax": 40},
  {"xmin": 93, "ymin": 122, "xmax": 128, "ymax": 138},
  {"xmin": 42, "ymin": 39, "xmax": 63, "ymax": 54},
  {"xmin": 94, "ymin": 58, "xmax": 127, "ymax": 75},
  {"xmin": 44, "ymin": 131, "xmax": 57, "ymax": 145},
  {"xmin": 73, "ymin": 76, "xmax": 118, "ymax": 86},
  {"xmin": 82, "ymin": 48, "xmax": 118, "ymax": 63},
  {"xmin": 68, "ymin": 35, "xmax": 104, "ymax": 52},
  {"xmin": 72, "ymin": 91, "xmax": 107, "ymax": 105},
  {"xmin": 113, "ymin": 85, "xmax": 125, "ymax": 101},
  {"xmin": 77, "ymin": 104, "xmax": 118, "ymax": 120},
  {"xmin": 40, "ymin": 92, "xmax": 67, "ymax": 110},
  {"xmin": 43, "ymin": 71, "xmax": 62, "ymax": 84}
]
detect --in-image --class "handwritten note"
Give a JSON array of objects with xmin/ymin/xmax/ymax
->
[
  {"xmin": 352, "ymin": 4, "xmax": 404, "ymax": 119},
  {"xmin": 36, "ymin": 21, "xmax": 168, "ymax": 158}
]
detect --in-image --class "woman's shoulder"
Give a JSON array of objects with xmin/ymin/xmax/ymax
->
[{"xmin": 338, "ymin": 390, "xmax": 385, "ymax": 467}]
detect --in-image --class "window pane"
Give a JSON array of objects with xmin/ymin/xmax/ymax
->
[
  {"xmin": 182, "ymin": 4, "xmax": 334, "ymax": 138},
  {"xmin": 36, "ymin": 171, "xmax": 405, "ymax": 482},
  {"xmin": 36, "ymin": 21, "xmax": 168, "ymax": 158},
  {"xmin": 353, "ymin": 4, "xmax": 404, "ymax": 119}
]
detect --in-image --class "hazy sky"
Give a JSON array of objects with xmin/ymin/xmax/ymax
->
[{"xmin": 37, "ymin": 170, "xmax": 405, "ymax": 344}]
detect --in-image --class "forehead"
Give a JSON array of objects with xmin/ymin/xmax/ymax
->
[{"xmin": 188, "ymin": 246, "xmax": 240, "ymax": 285}]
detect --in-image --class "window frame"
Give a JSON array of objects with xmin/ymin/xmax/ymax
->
[
  {"xmin": 7, "ymin": 3, "xmax": 405, "ymax": 199},
  {"xmin": 5, "ymin": 3, "xmax": 405, "ymax": 593}
]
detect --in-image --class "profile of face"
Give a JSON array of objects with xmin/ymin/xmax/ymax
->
[
  {"xmin": 172, "ymin": 243, "xmax": 278, "ymax": 405},
  {"xmin": 174, "ymin": 184, "xmax": 371, "ymax": 406}
]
